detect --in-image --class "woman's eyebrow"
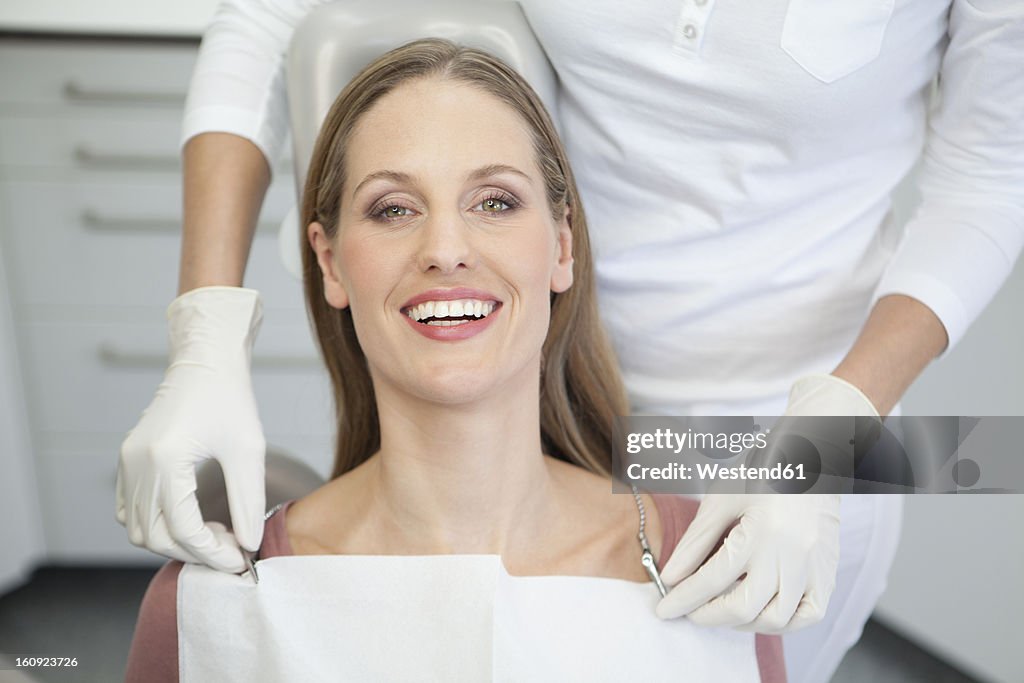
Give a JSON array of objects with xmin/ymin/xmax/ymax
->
[
  {"xmin": 466, "ymin": 163, "xmax": 531, "ymax": 183},
  {"xmin": 352, "ymin": 170, "xmax": 414, "ymax": 198}
]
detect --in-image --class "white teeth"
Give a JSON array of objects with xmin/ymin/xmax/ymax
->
[{"xmin": 405, "ymin": 298, "xmax": 499, "ymax": 322}]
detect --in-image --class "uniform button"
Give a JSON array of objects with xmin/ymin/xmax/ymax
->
[{"xmin": 683, "ymin": 24, "xmax": 697, "ymax": 39}]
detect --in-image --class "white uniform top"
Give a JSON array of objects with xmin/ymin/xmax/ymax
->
[{"xmin": 182, "ymin": 0, "xmax": 1024, "ymax": 415}]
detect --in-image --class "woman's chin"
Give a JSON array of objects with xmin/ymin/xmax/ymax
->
[
  {"xmin": 370, "ymin": 356, "xmax": 536, "ymax": 407},
  {"xmin": 394, "ymin": 365, "xmax": 522, "ymax": 406},
  {"xmin": 410, "ymin": 378, "xmax": 501, "ymax": 406}
]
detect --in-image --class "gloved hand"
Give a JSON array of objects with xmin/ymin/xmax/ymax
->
[
  {"xmin": 116, "ymin": 286, "xmax": 266, "ymax": 572},
  {"xmin": 655, "ymin": 373, "xmax": 879, "ymax": 633}
]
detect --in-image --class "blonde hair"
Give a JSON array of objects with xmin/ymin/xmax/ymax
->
[{"xmin": 300, "ymin": 38, "xmax": 629, "ymax": 479}]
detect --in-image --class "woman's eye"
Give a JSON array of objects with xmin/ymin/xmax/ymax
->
[
  {"xmin": 475, "ymin": 193, "xmax": 519, "ymax": 214},
  {"xmin": 373, "ymin": 204, "xmax": 414, "ymax": 221}
]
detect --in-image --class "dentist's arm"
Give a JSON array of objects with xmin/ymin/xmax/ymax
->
[
  {"xmin": 116, "ymin": 133, "xmax": 272, "ymax": 572},
  {"xmin": 116, "ymin": 0, "xmax": 317, "ymax": 569},
  {"xmin": 178, "ymin": 133, "xmax": 270, "ymax": 294},
  {"xmin": 830, "ymin": 293, "xmax": 948, "ymax": 418}
]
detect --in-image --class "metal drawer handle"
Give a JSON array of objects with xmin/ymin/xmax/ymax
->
[
  {"xmin": 81, "ymin": 210, "xmax": 179, "ymax": 234},
  {"xmin": 97, "ymin": 343, "xmax": 321, "ymax": 369},
  {"xmin": 81, "ymin": 210, "xmax": 278, "ymax": 235},
  {"xmin": 74, "ymin": 145, "xmax": 180, "ymax": 172},
  {"xmin": 63, "ymin": 80, "xmax": 185, "ymax": 107},
  {"xmin": 74, "ymin": 147, "xmax": 293, "ymax": 176}
]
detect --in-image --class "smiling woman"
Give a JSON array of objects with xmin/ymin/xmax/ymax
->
[
  {"xmin": 299, "ymin": 39, "xmax": 618, "ymax": 480},
  {"xmin": 125, "ymin": 38, "xmax": 786, "ymax": 682}
]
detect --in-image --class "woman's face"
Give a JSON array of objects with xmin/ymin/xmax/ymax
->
[{"xmin": 308, "ymin": 76, "xmax": 573, "ymax": 405}]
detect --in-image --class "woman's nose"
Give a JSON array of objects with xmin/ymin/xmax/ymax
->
[{"xmin": 415, "ymin": 209, "xmax": 476, "ymax": 274}]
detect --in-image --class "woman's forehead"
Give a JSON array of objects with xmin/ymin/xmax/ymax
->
[{"xmin": 344, "ymin": 77, "xmax": 539, "ymax": 188}]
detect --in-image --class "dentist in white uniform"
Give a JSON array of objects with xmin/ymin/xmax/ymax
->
[{"xmin": 116, "ymin": 1, "xmax": 1024, "ymax": 681}]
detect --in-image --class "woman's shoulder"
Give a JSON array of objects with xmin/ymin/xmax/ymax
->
[
  {"xmin": 124, "ymin": 560, "xmax": 184, "ymax": 683},
  {"xmin": 649, "ymin": 493, "xmax": 699, "ymax": 572},
  {"xmin": 262, "ymin": 500, "xmax": 298, "ymax": 557}
]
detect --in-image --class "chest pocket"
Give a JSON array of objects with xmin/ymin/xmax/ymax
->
[{"xmin": 780, "ymin": 0, "xmax": 896, "ymax": 83}]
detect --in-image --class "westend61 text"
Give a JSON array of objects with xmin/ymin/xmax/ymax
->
[{"xmin": 626, "ymin": 462, "xmax": 807, "ymax": 481}]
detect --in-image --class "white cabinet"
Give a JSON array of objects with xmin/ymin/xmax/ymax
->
[{"xmin": 0, "ymin": 37, "xmax": 334, "ymax": 565}]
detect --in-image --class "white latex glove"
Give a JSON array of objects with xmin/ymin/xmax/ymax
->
[
  {"xmin": 655, "ymin": 373, "xmax": 880, "ymax": 634},
  {"xmin": 116, "ymin": 286, "xmax": 266, "ymax": 572}
]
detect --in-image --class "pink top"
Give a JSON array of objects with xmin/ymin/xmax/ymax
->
[{"xmin": 125, "ymin": 494, "xmax": 785, "ymax": 682}]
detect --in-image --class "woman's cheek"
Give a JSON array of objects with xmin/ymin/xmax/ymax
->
[
  {"xmin": 341, "ymin": 240, "xmax": 392, "ymax": 298},
  {"xmin": 515, "ymin": 233, "xmax": 559, "ymax": 296},
  {"xmin": 337, "ymin": 249, "xmax": 393, "ymax": 348}
]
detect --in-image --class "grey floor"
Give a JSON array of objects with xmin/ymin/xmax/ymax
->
[{"xmin": 0, "ymin": 566, "xmax": 983, "ymax": 683}]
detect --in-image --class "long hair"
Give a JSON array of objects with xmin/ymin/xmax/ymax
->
[{"xmin": 300, "ymin": 38, "xmax": 629, "ymax": 479}]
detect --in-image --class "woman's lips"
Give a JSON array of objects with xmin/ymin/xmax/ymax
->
[{"xmin": 402, "ymin": 302, "xmax": 502, "ymax": 341}]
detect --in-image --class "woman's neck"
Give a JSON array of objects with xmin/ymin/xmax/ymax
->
[{"xmin": 343, "ymin": 365, "xmax": 562, "ymax": 557}]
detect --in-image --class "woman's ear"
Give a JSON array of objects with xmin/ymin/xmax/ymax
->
[
  {"xmin": 307, "ymin": 221, "xmax": 350, "ymax": 309},
  {"xmin": 550, "ymin": 207, "xmax": 574, "ymax": 294}
]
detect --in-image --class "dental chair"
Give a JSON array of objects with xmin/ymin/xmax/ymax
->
[
  {"xmin": 196, "ymin": 447, "xmax": 325, "ymax": 529},
  {"xmin": 201, "ymin": 1, "xmax": 560, "ymax": 520}
]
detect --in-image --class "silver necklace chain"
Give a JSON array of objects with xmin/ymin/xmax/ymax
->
[{"xmin": 631, "ymin": 484, "xmax": 668, "ymax": 597}]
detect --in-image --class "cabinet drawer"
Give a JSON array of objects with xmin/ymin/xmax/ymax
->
[
  {"xmin": 0, "ymin": 113, "xmax": 185, "ymax": 170},
  {"xmin": 0, "ymin": 179, "xmax": 300, "ymax": 312},
  {"xmin": 0, "ymin": 114, "xmax": 295, "ymax": 175},
  {"xmin": 17, "ymin": 320, "xmax": 335, "ymax": 438},
  {"xmin": 0, "ymin": 39, "xmax": 195, "ymax": 108}
]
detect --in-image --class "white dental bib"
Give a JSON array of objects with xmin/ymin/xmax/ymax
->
[{"xmin": 178, "ymin": 555, "xmax": 761, "ymax": 682}]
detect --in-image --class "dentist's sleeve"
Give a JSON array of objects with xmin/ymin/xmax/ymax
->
[
  {"xmin": 870, "ymin": 0, "xmax": 1024, "ymax": 354},
  {"xmin": 181, "ymin": 0, "xmax": 329, "ymax": 170}
]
